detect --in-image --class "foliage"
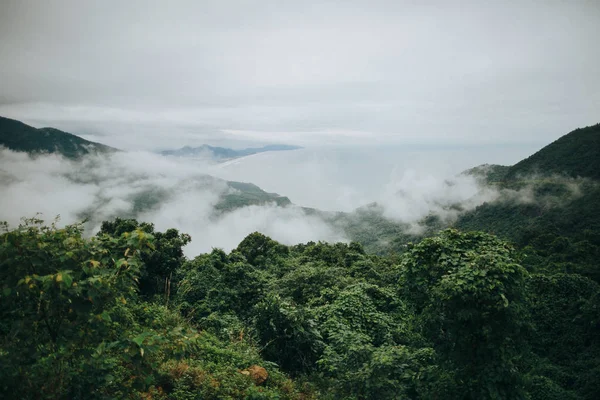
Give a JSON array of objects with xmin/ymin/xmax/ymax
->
[
  {"xmin": 0, "ymin": 219, "xmax": 309, "ymax": 399},
  {"xmin": 400, "ymin": 229, "xmax": 530, "ymax": 399},
  {"xmin": 1, "ymin": 216, "xmax": 598, "ymax": 399},
  {"xmin": 98, "ymin": 217, "xmax": 191, "ymax": 297}
]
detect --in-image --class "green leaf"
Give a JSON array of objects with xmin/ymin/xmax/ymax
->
[
  {"xmin": 500, "ymin": 293, "xmax": 509, "ymax": 308},
  {"xmin": 132, "ymin": 332, "xmax": 149, "ymax": 347},
  {"xmin": 62, "ymin": 272, "xmax": 73, "ymax": 288}
]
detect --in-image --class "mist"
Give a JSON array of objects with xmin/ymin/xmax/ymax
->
[
  {"xmin": 0, "ymin": 141, "xmax": 561, "ymax": 256},
  {"xmin": 0, "ymin": 148, "xmax": 351, "ymax": 255}
]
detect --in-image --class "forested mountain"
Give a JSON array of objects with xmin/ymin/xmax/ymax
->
[
  {"xmin": 0, "ymin": 116, "xmax": 118, "ymax": 159},
  {"xmin": 112, "ymin": 176, "xmax": 291, "ymax": 219},
  {"xmin": 453, "ymin": 124, "xmax": 600, "ymax": 282},
  {"xmin": 1, "ymin": 122, "xmax": 599, "ymax": 399},
  {"xmin": 0, "ymin": 116, "xmax": 290, "ymax": 221},
  {"xmin": 504, "ymin": 123, "xmax": 600, "ymax": 181},
  {"xmin": 219, "ymin": 181, "xmax": 291, "ymax": 210},
  {"xmin": 462, "ymin": 123, "xmax": 600, "ymax": 184},
  {"xmin": 160, "ymin": 144, "xmax": 302, "ymax": 160}
]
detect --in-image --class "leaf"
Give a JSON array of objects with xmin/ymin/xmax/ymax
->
[
  {"xmin": 132, "ymin": 332, "xmax": 149, "ymax": 347},
  {"xmin": 62, "ymin": 272, "xmax": 73, "ymax": 287},
  {"xmin": 101, "ymin": 311, "xmax": 112, "ymax": 322},
  {"xmin": 500, "ymin": 293, "xmax": 509, "ymax": 308}
]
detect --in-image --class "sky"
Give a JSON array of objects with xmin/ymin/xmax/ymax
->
[{"xmin": 0, "ymin": 0, "xmax": 599, "ymax": 150}]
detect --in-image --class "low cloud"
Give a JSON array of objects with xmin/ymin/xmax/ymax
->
[
  {"xmin": 379, "ymin": 170, "xmax": 495, "ymax": 224},
  {"xmin": 0, "ymin": 148, "xmax": 345, "ymax": 255},
  {"xmin": 1, "ymin": 146, "xmax": 587, "ymax": 257}
]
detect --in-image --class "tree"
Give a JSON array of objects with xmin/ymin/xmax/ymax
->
[
  {"xmin": 0, "ymin": 217, "xmax": 155, "ymax": 397},
  {"xmin": 99, "ymin": 217, "xmax": 191, "ymax": 297},
  {"xmin": 400, "ymin": 229, "xmax": 529, "ymax": 399}
]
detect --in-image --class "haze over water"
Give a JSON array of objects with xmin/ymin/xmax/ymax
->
[{"xmin": 209, "ymin": 143, "xmax": 543, "ymax": 211}]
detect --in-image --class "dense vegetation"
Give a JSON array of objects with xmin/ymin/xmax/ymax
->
[
  {"xmin": 0, "ymin": 116, "xmax": 117, "ymax": 159},
  {"xmin": 453, "ymin": 124, "xmax": 600, "ymax": 285},
  {"xmin": 1, "ymin": 216, "xmax": 598, "ymax": 399},
  {"xmin": 503, "ymin": 123, "xmax": 600, "ymax": 181}
]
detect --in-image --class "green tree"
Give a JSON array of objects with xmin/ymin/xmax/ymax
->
[
  {"xmin": 0, "ymin": 217, "xmax": 156, "ymax": 397},
  {"xmin": 400, "ymin": 229, "xmax": 529, "ymax": 399},
  {"xmin": 99, "ymin": 217, "xmax": 191, "ymax": 297}
]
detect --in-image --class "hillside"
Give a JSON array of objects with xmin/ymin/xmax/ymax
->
[
  {"xmin": 453, "ymin": 123, "xmax": 600, "ymax": 282},
  {"xmin": 0, "ymin": 116, "xmax": 118, "ymax": 159},
  {"xmin": 218, "ymin": 181, "xmax": 292, "ymax": 211},
  {"xmin": 462, "ymin": 163, "xmax": 511, "ymax": 184},
  {"xmin": 161, "ymin": 144, "xmax": 302, "ymax": 161},
  {"xmin": 461, "ymin": 123, "xmax": 600, "ymax": 185},
  {"xmin": 504, "ymin": 123, "xmax": 600, "ymax": 181}
]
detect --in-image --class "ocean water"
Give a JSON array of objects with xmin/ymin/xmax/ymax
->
[{"xmin": 207, "ymin": 143, "xmax": 543, "ymax": 211}]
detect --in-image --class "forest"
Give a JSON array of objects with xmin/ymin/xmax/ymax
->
[{"xmin": 1, "ymin": 213, "xmax": 598, "ymax": 399}]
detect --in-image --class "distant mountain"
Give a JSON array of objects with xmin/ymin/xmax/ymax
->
[
  {"xmin": 160, "ymin": 144, "xmax": 302, "ymax": 160},
  {"xmin": 216, "ymin": 181, "xmax": 292, "ymax": 211},
  {"xmin": 0, "ymin": 116, "xmax": 118, "ymax": 159}
]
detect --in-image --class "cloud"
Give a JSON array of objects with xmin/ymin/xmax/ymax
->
[
  {"xmin": 378, "ymin": 170, "xmax": 493, "ymax": 224},
  {"xmin": 0, "ymin": 148, "xmax": 346, "ymax": 255},
  {"xmin": 0, "ymin": 143, "xmax": 591, "ymax": 258},
  {"xmin": 0, "ymin": 1, "xmax": 598, "ymax": 149}
]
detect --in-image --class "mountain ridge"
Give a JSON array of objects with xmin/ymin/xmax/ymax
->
[
  {"xmin": 160, "ymin": 143, "xmax": 302, "ymax": 160},
  {"xmin": 0, "ymin": 116, "xmax": 118, "ymax": 159}
]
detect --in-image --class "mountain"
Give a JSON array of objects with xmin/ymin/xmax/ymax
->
[
  {"xmin": 338, "ymin": 122, "xmax": 600, "ymax": 280},
  {"xmin": 453, "ymin": 123, "xmax": 600, "ymax": 282},
  {"xmin": 160, "ymin": 144, "xmax": 302, "ymax": 160},
  {"xmin": 504, "ymin": 123, "xmax": 600, "ymax": 181},
  {"xmin": 80, "ymin": 175, "xmax": 293, "ymax": 227},
  {"xmin": 218, "ymin": 181, "xmax": 292, "ymax": 211},
  {"xmin": 0, "ymin": 116, "xmax": 118, "ymax": 159},
  {"xmin": 461, "ymin": 163, "xmax": 511, "ymax": 185},
  {"xmin": 460, "ymin": 123, "xmax": 600, "ymax": 185}
]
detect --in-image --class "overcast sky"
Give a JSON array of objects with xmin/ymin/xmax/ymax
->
[{"xmin": 0, "ymin": 0, "xmax": 598, "ymax": 150}]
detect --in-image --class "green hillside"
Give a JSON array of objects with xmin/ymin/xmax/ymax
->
[
  {"xmin": 454, "ymin": 123, "xmax": 600, "ymax": 282},
  {"xmin": 0, "ymin": 116, "xmax": 118, "ymax": 159},
  {"xmin": 462, "ymin": 163, "xmax": 511, "ymax": 184},
  {"xmin": 217, "ymin": 181, "xmax": 292, "ymax": 211},
  {"xmin": 504, "ymin": 123, "xmax": 600, "ymax": 181}
]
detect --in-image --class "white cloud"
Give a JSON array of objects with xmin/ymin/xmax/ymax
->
[
  {"xmin": 0, "ymin": 148, "xmax": 347, "ymax": 255},
  {"xmin": 0, "ymin": 1, "xmax": 598, "ymax": 149}
]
